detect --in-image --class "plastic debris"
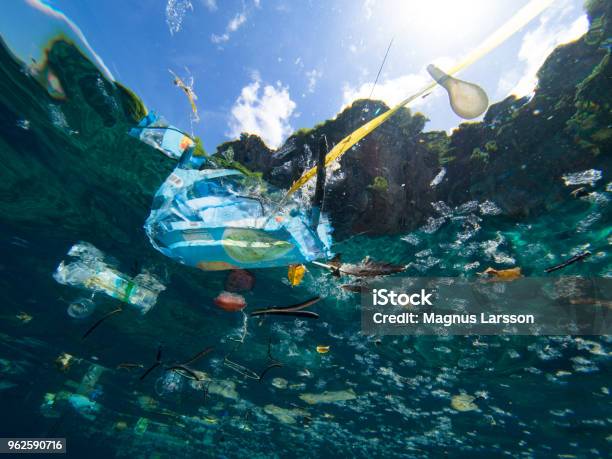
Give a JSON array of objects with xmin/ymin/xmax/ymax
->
[
  {"xmin": 340, "ymin": 283, "xmax": 368, "ymax": 293},
  {"xmin": 16, "ymin": 119, "xmax": 30, "ymax": 130},
  {"xmin": 82, "ymin": 308, "xmax": 122, "ymax": 339},
  {"xmin": 55, "ymin": 352, "xmax": 74, "ymax": 372},
  {"xmin": 16, "ymin": 312, "xmax": 32, "ymax": 323},
  {"xmin": 134, "ymin": 417, "xmax": 149, "ymax": 435},
  {"xmin": 67, "ymin": 297, "xmax": 96, "ymax": 319},
  {"xmin": 569, "ymin": 187, "xmax": 585, "ymax": 200},
  {"xmin": 299, "ymin": 389, "xmax": 357, "ymax": 405},
  {"xmin": 316, "ymin": 255, "xmax": 406, "ymax": 278},
  {"xmin": 545, "ymin": 251, "xmax": 591, "ymax": 273},
  {"xmin": 250, "ymin": 297, "xmax": 320, "ymax": 319},
  {"xmin": 53, "ymin": 242, "xmax": 166, "ymax": 314},
  {"xmin": 40, "ymin": 393, "xmax": 58, "ymax": 418},
  {"xmin": 271, "ymin": 377, "xmax": 288, "ymax": 389},
  {"xmin": 480, "ymin": 267, "xmax": 522, "ymax": 281},
  {"xmin": 316, "ymin": 345, "xmax": 330, "ymax": 354},
  {"xmin": 264, "ymin": 404, "xmax": 309, "ymax": 424},
  {"xmin": 214, "ymin": 291, "xmax": 247, "ymax": 312},
  {"xmin": 297, "ymin": 369, "xmax": 312, "ymax": 378},
  {"xmin": 79, "ymin": 364, "xmax": 104, "ymax": 395},
  {"xmin": 114, "ymin": 421, "xmax": 128, "ymax": 431},
  {"xmin": 427, "ymin": 65, "xmax": 489, "ymax": 119},
  {"xmin": 68, "ymin": 394, "xmax": 100, "ymax": 420},
  {"xmin": 129, "ymin": 111, "xmax": 333, "ymax": 271},
  {"xmin": 287, "ymin": 264, "xmax": 306, "ymax": 286},
  {"xmin": 208, "ymin": 379, "xmax": 239, "ymax": 400},
  {"xmin": 137, "ymin": 395, "xmax": 159, "ymax": 412},
  {"xmin": 141, "ymin": 142, "xmax": 333, "ymax": 271},
  {"xmin": 451, "ymin": 394, "xmax": 478, "ymax": 412},
  {"xmin": 129, "ymin": 112, "xmax": 196, "ymax": 161},
  {"xmin": 223, "ymin": 337, "xmax": 282, "ymax": 381}
]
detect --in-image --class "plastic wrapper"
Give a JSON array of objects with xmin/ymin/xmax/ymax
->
[
  {"xmin": 145, "ymin": 163, "xmax": 333, "ymax": 270},
  {"xmin": 129, "ymin": 111, "xmax": 196, "ymax": 161}
]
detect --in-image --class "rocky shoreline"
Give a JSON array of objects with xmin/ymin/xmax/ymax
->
[{"xmin": 215, "ymin": 0, "xmax": 611, "ymax": 238}]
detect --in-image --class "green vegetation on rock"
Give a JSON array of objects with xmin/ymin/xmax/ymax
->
[
  {"xmin": 115, "ymin": 82, "xmax": 147, "ymax": 123},
  {"xmin": 470, "ymin": 147, "xmax": 489, "ymax": 163},
  {"xmin": 368, "ymin": 176, "xmax": 389, "ymax": 192}
]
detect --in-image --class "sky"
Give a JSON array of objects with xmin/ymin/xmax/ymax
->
[{"xmin": 7, "ymin": 0, "xmax": 590, "ymax": 152}]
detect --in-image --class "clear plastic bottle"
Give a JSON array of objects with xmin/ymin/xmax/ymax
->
[{"xmin": 54, "ymin": 242, "xmax": 165, "ymax": 314}]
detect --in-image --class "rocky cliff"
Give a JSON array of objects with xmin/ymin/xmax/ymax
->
[{"xmin": 218, "ymin": 0, "xmax": 611, "ymax": 238}]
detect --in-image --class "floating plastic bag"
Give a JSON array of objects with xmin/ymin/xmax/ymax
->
[
  {"xmin": 53, "ymin": 242, "xmax": 165, "ymax": 314},
  {"xmin": 130, "ymin": 111, "xmax": 333, "ymax": 271},
  {"xmin": 144, "ymin": 151, "xmax": 333, "ymax": 271}
]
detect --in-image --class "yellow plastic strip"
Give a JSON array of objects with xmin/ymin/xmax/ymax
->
[{"xmin": 286, "ymin": 0, "xmax": 554, "ymax": 196}]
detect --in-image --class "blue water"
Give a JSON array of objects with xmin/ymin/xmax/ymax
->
[{"xmin": 0, "ymin": 2, "xmax": 611, "ymax": 458}]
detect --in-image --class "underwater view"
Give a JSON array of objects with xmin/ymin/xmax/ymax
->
[{"xmin": 0, "ymin": 0, "xmax": 611, "ymax": 457}]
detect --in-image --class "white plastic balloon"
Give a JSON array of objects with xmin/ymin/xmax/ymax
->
[{"xmin": 427, "ymin": 64, "xmax": 489, "ymax": 119}]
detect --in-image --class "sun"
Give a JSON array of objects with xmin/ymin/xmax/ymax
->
[{"xmin": 371, "ymin": 0, "xmax": 506, "ymax": 52}]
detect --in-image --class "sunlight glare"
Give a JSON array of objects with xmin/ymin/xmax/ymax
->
[{"xmin": 379, "ymin": 0, "xmax": 502, "ymax": 49}]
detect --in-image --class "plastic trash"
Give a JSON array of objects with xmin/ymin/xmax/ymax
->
[
  {"xmin": 144, "ymin": 148, "xmax": 333, "ymax": 271},
  {"xmin": 130, "ymin": 112, "xmax": 333, "ymax": 271},
  {"xmin": 288, "ymin": 264, "xmax": 306, "ymax": 286},
  {"xmin": 427, "ymin": 64, "xmax": 489, "ymax": 119},
  {"xmin": 68, "ymin": 394, "xmax": 100, "ymax": 420},
  {"xmin": 129, "ymin": 111, "xmax": 199, "ymax": 163},
  {"xmin": 53, "ymin": 242, "xmax": 165, "ymax": 314},
  {"xmin": 67, "ymin": 297, "xmax": 96, "ymax": 319}
]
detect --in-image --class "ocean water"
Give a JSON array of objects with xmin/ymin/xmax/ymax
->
[{"xmin": 1, "ymin": 5, "xmax": 611, "ymax": 459}]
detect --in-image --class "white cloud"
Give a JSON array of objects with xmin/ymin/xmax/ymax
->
[
  {"xmin": 253, "ymin": 0, "xmax": 261, "ymax": 8},
  {"xmin": 202, "ymin": 0, "xmax": 217, "ymax": 11},
  {"xmin": 502, "ymin": 3, "xmax": 589, "ymax": 97},
  {"xmin": 228, "ymin": 75, "xmax": 297, "ymax": 148},
  {"xmin": 210, "ymin": 8, "xmax": 249, "ymax": 44},
  {"xmin": 342, "ymin": 72, "xmax": 427, "ymax": 109},
  {"xmin": 306, "ymin": 69, "xmax": 322, "ymax": 93},
  {"xmin": 228, "ymin": 12, "xmax": 247, "ymax": 32},
  {"xmin": 211, "ymin": 33, "xmax": 229, "ymax": 43}
]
